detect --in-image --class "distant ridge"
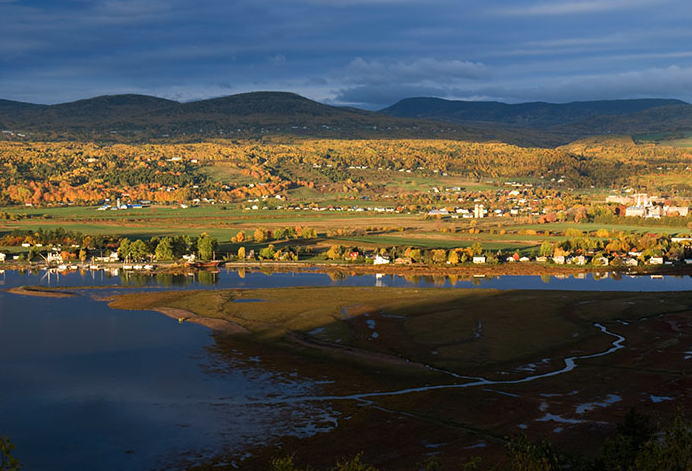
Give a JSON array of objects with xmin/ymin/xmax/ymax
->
[
  {"xmin": 380, "ymin": 97, "xmax": 688, "ymax": 127},
  {"xmin": 2, "ymin": 92, "xmax": 692, "ymax": 147},
  {"xmin": 0, "ymin": 92, "xmax": 559, "ymax": 146}
]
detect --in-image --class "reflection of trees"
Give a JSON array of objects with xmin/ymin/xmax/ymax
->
[
  {"xmin": 471, "ymin": 277, "xmax": 481, "ymax": 286},
  {"xmin": 154, "ymin": 273, "xmax": 190, "ymax": 287},
  {"xmin": 432, "ymin": 275, "xmax": 446, "ymax": 286},
  {"xmin": 237, "ymin": 268, "xmax": 246, "ymax": 279},
  {"xmin": 448, "ymin": 275, "xmax": 459, "ymax": 286},
  {"xmin": 541, "ymin": 274, "xmax": 551, "ymax": 284},
  {"xmin": 197, "ymin": 271, "xmax": 218, "ymax": 285},
  {"xmin": 610, "ymin": 272, "xmax": 623, "ymax": 281},
  {"xmin": 328, "ymin": 271, "xmax": 346, "ymax": 282},
  {"xmin": 404, "ymin": 275, "xmax": 421, "ymax": 284}
]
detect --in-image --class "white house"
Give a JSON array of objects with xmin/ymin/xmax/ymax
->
[
  {"xmin": 472, "ymin": 256, "xmax": 486, "ymax": 264},
  {"xmin": 648, "ymin": 256, "xmax": 664, "ymax": 265},
  {"xmin": 625, "ymin": 258, "xmax": 639, "ymax": 267},
  {"xmin": 552, "ymin": 255, "xmax": 565, "ymax": 265},
  {"xmin": 0, "ymin": 253, "xmax": 5, "ymax": 262},
  {"xmin": 374, "ymin": 255, "xmax": 391, "ymax": 265}
]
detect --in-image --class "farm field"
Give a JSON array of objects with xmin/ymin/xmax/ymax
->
[{"xmin": 3, "ymin": 202, "xmax": 692, "ymax": 263}]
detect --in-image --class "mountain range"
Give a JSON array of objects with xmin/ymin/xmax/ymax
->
[{"xmin": 2, "ymin": 92, "xmax": 691, "ymax": 147}]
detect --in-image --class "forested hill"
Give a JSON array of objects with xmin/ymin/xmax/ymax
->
[
  {"xmin": 3, "ymin": 92, "xmax": 692, "ymax": 146},
  {"xmin": 380, "ymin": 97, "xmax": 687, "ymax": 128},
  {"xmin": 0, "ymin": 92, "xmax": 558, "ymax": 146}
]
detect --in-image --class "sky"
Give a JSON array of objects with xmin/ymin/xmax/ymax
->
[{"xmin": 2, "ymin": 0, "xmax": 692, "ymax": 109}]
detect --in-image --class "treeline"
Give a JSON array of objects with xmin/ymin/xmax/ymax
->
[
  {"xmin": 0, "ymin": 228, "xmax": 118, "ymax": 249},
  {"xmin": 4, "ymin": 137, "xmax": 692, "ymax": 205},
  {"xmin": 267, "ymin": 407, "xmax": 692, "ymax": 471},
  {"xmin": 118, "ymin": 234, "xmax": 218, "ymax": 261}
]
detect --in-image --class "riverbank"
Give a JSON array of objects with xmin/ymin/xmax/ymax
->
[{"xmin": 2, "ymin": 258, "xmax": 691, "ymax": 278}]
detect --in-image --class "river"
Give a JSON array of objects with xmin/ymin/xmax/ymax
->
[{"xmin": 0, "ymin": 267, "xmax": 690, "ymax": 470}]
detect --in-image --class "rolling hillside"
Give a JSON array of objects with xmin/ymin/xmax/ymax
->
[
  {"xmin": 0, "ymin": 92, "xmax": 559, "ymax": 146},
  {"xmin": 2, "ymin": 92, "xmax": 692, "ymax": 147}
]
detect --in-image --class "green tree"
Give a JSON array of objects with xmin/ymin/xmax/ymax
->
[
  {"xmin": 117, "ymin": 238, "xmax": 131, "ymax": 261},
  {"xmin": 507, "ymin": 434, "xmax": 562, "ymax": 471},
  {"xmin": 28, "ymin": 246, "xmax": 41, "ymax": 261},
  {"xmin": 634, "ymin": 407, "xmax": 692, "ymax": 471},
  {"xmin": 601, "ymin": 408, "xmax": 654, "ymax": 471},
  {"xmin": 539, "ymin": 240, "xmax": 554, "ymax": 257},
  {"xmin": 173, "ymin": 235, "xmax": 194, "ymax": 258},
  {"xmin": 259, "ymin": 244, "xmax": 276, "ymax": 260},
  {"xmin": 197, "ymin": 234, "xmax": 219, "ymax": 260},
  {"xmin": 471, "ymin": 242, "xmax": 483, "ymax": 256},
  {"xmin": 272, "ymin": 227, "xmax": 286, "ymax": 240},
  {"xmin": 129, "ymin": 239, "xmax": 149, "ymax": 262},
  {"xmin": 155, "ymin": 237, "xmax": 176, "ymax": 261}
]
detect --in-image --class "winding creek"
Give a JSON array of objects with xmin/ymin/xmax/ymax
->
[{"xmin": 0, "ymin": 268, "xmax": 690, "ymax": 470}]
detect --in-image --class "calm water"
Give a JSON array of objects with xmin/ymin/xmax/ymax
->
[
  {"xmin": 1, "ymin": 266, "xmax": 692, "ymax": 291},
  {"xmin": 0, "ymin": 267, "xmax": 690, "ymax": 470}
]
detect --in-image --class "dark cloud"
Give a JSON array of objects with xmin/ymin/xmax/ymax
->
[{"xmin": 2, "ymin": 0, "xmax": 692, "ymax": 107}]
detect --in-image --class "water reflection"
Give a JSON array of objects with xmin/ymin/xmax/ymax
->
[
  {"xmin": 1, "ymin": 267, "xmax": 691, "ymax": 292},
  {"xmin": 0, "ymin": 283, "xmax": 335, "ymax": 471}
]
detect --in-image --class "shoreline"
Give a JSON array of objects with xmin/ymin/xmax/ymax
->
[
  {"xmin": 4, "ymin": 286, "xmax": 77, "ymax": 298},
  {"xmin": 1, "ymin": 259, "xmax": 691, "ymax": 278}
]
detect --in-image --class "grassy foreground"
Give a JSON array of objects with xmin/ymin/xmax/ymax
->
[{"xmin": 109, "ymin": 287, "xmax": 692, "ymax": 377}]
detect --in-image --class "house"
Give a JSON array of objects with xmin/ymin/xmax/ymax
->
[
  {"xmin": 552, "ymin": 256, "xmax": 565, "ymax": 265},
  {"xmin": 535, "ymin": 256, "xmax": 548, "ymax": 263},
  {"xmin": 625, "ymin": 258, "xmax": 639, "ymax": 267},
  {"xmin": 648, "ymin": 256, "xmax": 664, "ymax": 265},
  {"xmin": 472, "ymin": 256, "xmax": 486, "ymax": 264},
  {"xmin": 0, "ymin": 253, "xmax": 5, "ymax": 262},
  {"xmin": 374, "ymin": 255, "xmax": 390, "ymax": 265},
  {"xmin": 570, "ymin": 255, "xmax": 587, "ymax": 265}
]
